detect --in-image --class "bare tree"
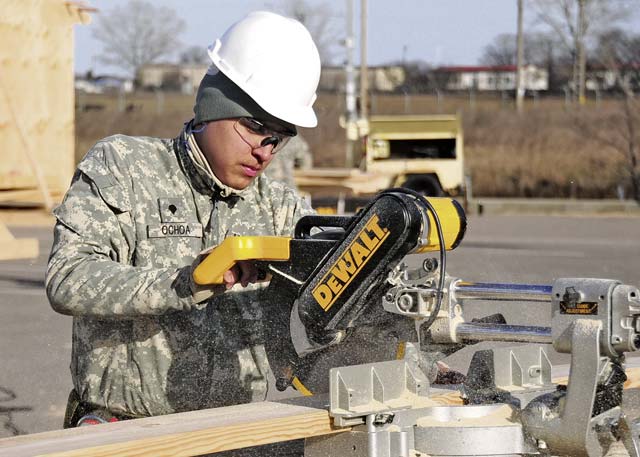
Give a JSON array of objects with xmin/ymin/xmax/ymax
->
[
  {"xmin": 92, "ymin": 0, "xmax": 186, "ymax": 79},
  {"xmin": 276, "ymin": 0, "xmax": 344, "ymax": 65},
  {"xmin": 529, "ymin": 0, "xmax": 632, "ymax": 104},
  {"xmin": 516, "ymin": 0, "xmax": 525, "ymax": 112},
  {"xmin": 179, "ymin": 46, "xmax": 209, "ymax": 65},
  {"xmin": 480, "ymin": 32, "xmax": 562, "ymax": 64},
  {"xmin": 621, "ymin": 96, "xmax": 640, "ymax": 202},
  {"xmin": 591, "ymin": 28, "xmax": 640, "ymax": 201},
  {"xmin": 396, "ymin": 60, "xmax": 434, "ymax": 93},
  {"xmin": 570, "ymin": 97, "xmax": 640, "ymax": 201},
  {"xmin": 479, "ymin": 33, "xmax": 518, "ymax": 66},
  {"xmin": 594, "ymin": 28, "xmax": 640, "ymax": 87}
]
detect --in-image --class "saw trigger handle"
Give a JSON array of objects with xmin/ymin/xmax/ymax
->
[{"xmin": 192, "ymin": 236, "xmax": 291, "ymax": 285}]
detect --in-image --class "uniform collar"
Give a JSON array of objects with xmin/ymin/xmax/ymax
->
[{"xmin": 177, "ymin": 121, "xmax": 254, "ymax": 199}]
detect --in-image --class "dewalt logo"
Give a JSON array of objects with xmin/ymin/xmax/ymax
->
[{"xmin": 312, "ymin": 214, "xmax": 389, "ymax": 311}]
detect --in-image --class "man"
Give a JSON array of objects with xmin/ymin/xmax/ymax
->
[{"xmin": 46, "ymin": 11, "xmax": 321, "ymax": 426}]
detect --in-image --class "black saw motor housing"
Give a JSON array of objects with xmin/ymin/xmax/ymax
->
[{"xmin": 295, "ymin": 192, "xmax": 425, "ymax": 343}]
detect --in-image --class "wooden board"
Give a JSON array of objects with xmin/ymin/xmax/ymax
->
[
  {"xmin": 0, "ymin": 1, "xmax": 89, "ymax": 199},
  {"xmin": 625, "ymin": 367, "xmax": 640, "ymax": 389},
  {"xmin": 294, "ymin": 168, "xmax": 393, "ymax": 196},
  {"xmin": 0, "ymin": 401, "xmax": 345, "ymax": 457},
  {"xmin": 416, "ymin": 366, "xmax": 640, "ymax": 407},
  {"xmin": 0, "ymin": 209, "xmax": 55, "ymax": 227},
  {"xmin": 0, "ymin": 221, "xmax": 38, "ymax": 260},
  {"xmin": 0, "ymin": 189, "xmax": 63, "ymax": 206},
  {"xmin": 551, "ymin": 357, "xmax": 640, "ymax": 387},
  {"xmin": 554, "ymin": 367, "xmax": 640, "ymax": 391}
]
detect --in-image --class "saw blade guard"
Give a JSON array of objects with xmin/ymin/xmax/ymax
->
[{"xmin": 294, "ymin": 192, "xmax": 466, "ymax": 346}]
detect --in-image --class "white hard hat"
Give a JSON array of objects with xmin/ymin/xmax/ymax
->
[{"xmin": 207, "ymin": 11, "xmax": 321, "ymax": 128}]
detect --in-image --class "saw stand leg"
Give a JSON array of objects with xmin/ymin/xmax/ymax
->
[{"xmin": 523, "ymin": 320, "xmax": 633, "ymax": 457}]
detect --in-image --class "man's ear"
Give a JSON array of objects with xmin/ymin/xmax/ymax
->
[{"xmin": 192, "ymin": 122, "xmax": 208, "ymax": 133}]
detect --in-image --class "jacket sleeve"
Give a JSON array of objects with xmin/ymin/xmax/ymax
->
[
  {"xmin": 270, "ymin": 183, "xmax": 316, "ymax": 237},
  {"xmin": 45, "ymin": 147, "xmax": 201, "ymax": 319}
]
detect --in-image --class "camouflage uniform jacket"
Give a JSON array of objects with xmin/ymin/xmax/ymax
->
[{"xmin": 45, "ymin": 125, "xmax": 314, "ymax": 417}]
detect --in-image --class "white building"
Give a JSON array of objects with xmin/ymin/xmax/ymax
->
[
  {"xmin": 137, "ymin": 63, "xmax": 208, "ymax": 94},
  {"xmin": 138, "ymin": 64, "xmax": 407, "ymax": 94},
  {"xmin": 433, "ymin": 65, "xmax": 549, "ymax": 92},
  {"xmin": 319, "ymin": 66, "xmax": 406, "ymax": 92}
]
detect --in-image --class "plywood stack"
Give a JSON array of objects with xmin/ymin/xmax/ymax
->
[
  {"xmin": 0, "ymin": 0, "xmax": 91, "ymax": 259},
  {"xmin": 0, "ymin": 0, "xmax": 90, "ymax": 206}
]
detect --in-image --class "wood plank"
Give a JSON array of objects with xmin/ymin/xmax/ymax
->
[
  {"xmin": 551, "ymin": 357, "xmax": 640, "ymax": 387},
  {"xmin": 1, "ymin": 0, "xmax": 77, "ymax": 205},
  {"xmin": 294, "ymin": 169, "xmax": 393, "ymax": 196},
  {"xmin": 0, "ymin": 189, "xmax": 63, "ymax": 205},
  {"xmin": 624, "ymin": 367, "xmax": 640, "ymax": 389},
  {"xmin": 0, "ymin": 401, "xmax": 345, "ymax": 457},
  {"xmin": 0, "ymin": 209, "xmax": 54, "ymax": 227},
  {"xmin": 0, "ymin": 221, "xmax": 38, "ymax": 260}
]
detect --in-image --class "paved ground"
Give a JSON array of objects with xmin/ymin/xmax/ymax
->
[
  {"xmin": 0, "ymin": 225, "xmax": 68, "ymax": 438},
  {"xmin": 1, "ymin": 212, "xmax": 640, "ymax": 439}
]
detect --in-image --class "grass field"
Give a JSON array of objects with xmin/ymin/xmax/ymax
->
[{"xmin": 75, "ymin": 91, "xmax": 638, "ymax": 199}]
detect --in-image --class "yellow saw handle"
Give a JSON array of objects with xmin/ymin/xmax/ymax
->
[
  {"xmin": 192, "ymin": 236, "xmax": 291, "ymax": 285},
  {"xmin": 412, "ymin": 196, "xmax": 467, "ymax": 253}
]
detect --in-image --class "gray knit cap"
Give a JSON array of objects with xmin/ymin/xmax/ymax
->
[{"xmin": 193, "ymin": 68, "xmax": 296, "ymax": 134}]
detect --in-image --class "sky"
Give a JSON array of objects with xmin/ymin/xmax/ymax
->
[{"xmin": 73, "ymin": 0, "xmax": 639, "ymax": 77}]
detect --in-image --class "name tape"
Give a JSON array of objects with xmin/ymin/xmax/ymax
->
[{"xmin": 148, "ymin": 223, "xmax": 203, "ymax": 238}]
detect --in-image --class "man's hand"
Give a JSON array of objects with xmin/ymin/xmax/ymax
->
[
  {"xmin": 222, "ymin": 260, "xmax": 259, "ymax": 289},
  {"xmin": 189, "ymin": 250, "xmax": 260, "ymax": 303}
]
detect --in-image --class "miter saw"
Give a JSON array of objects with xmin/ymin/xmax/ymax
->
[{"xmin": 194, "ymin": 189, "xmax": 640, "ymax": 457}]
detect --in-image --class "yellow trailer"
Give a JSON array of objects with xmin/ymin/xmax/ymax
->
[
  {"xmin": 364, "ymin": 114, "xmax": 464, "ymax": 196},
  {"xmin": 294, "ymin": 114, "xmax": 465, "ymax": 211}
]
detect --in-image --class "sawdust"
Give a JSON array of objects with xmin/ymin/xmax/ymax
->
[
  {"xmin": 344, "ymin": 393, "xmax": 439, "ymax": 416},
  {"xmin": 416, "ymin": 404, "xmax": 516, "ymax": 428}
]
